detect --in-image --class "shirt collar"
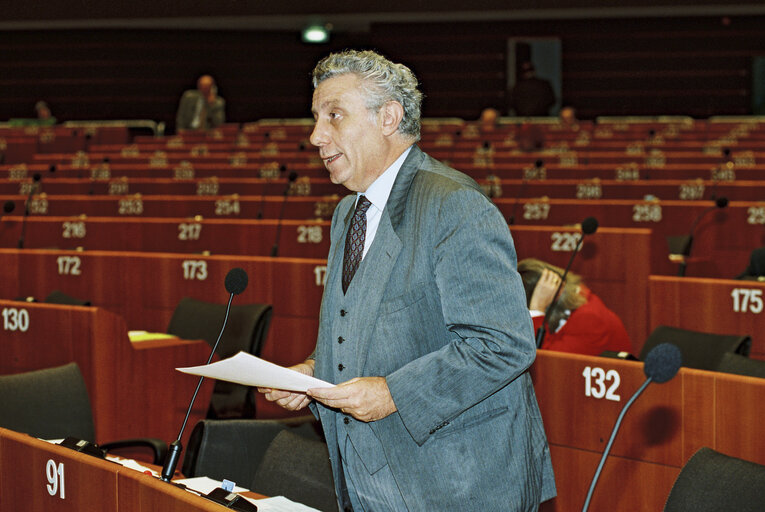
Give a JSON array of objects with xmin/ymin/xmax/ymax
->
[{"xmin": 357, "ymin": 146, "xmax": 412, "ymax": 211}]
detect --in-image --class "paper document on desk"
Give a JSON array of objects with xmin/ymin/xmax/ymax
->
[
  {"xmin": 244, "ymin": 496, "xmax": 321, "ymax": 511},
  {"xmin": 176, "ymin": 351, "xmax": 333, "ymax": 392}
]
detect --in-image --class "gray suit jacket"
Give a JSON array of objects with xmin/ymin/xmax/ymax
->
[{"xmin": 312, "ymin": 146, "xmax": 556, "ymax": 510}]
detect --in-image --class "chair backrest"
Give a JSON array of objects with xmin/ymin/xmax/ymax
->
[
  {"xmin": 44, "ymin": 289, "xmax": 91, "ymax": 306},
  {"xmin": 716, "ymin": 352, "xmax": 765, "ymax": 379},
  {"xmin": 252, "ymin": 429, "xmax": 336, "ymax": 512},
  {"xmin": 182, "ymin": 417, "xmax": 322, "ymax": 487},
  {"xmin": 166, "ymin": 297, "xmax": 272, "ymax": 358},
  {"xmin": 0, "ymin": 362, "xmax": 95, "ymax": 442},
  {"xmin": 640, "ymin": 325, "xmax": 751, "ymax": 371},
  {"xmin": 664, "ymin": 447, "xmax": 765, "ymax": 512},
  {"xmin": 166, "ymin": 297, "xmax": 273, "ymax": 418}
]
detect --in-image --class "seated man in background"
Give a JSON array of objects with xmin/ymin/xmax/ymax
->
[
  {"xmin": 518, "ymin": 258, "xmax": 632, "ymax": 356},
  {"xmin": 175, "ymin": 74, "xmax": 226, "ymax": 131}
]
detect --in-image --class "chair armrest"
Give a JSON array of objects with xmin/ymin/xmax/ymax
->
[{"xmin": 101, "ymin": 438, "xmax": 168, "ymax": 465}]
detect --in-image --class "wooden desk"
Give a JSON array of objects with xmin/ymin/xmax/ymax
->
[
  {"xmin": 3, "ymin": 193, "xmax": 756, "ymax": 278},
  {"xmin": 532, "ymin": 349, "xmax": 765, "ymax": 511},
  {"xmin": 0, "ymin": 216, "xmax": 331, "ymax": 259},
  {"xmin": 0, "ymin": 176, "xmax": 346, "ymax": 198},
  {"xmin": 0, "ymin": 300, "xmax": 213, "ymax": 445},
  {"xmin": 0, "ymin": 249, "xmax": 325, "ymax": 375},
  {"xmin": 0, "ymin": 194, "xmax": 343, "ymax": 221},
  {"xmin": 649, "ymin": 275, "xmax": 765, "ymax": 358},
  {"xmin": 0, "ymin": 428, "xmax": 232, "ymax": 512},
  {"xmin": 496, "ymin": 198, "xmax": 760, "ymax": 278}
]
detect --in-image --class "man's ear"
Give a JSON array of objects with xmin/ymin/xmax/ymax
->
[{"xmin": 380, "ymin": 101, "xmax": 404, "ymax": 137}]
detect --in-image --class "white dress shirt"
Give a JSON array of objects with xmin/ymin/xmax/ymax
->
[{"xmin": 355, "ymin": 146, "xmax": 412, "ymax": 259}]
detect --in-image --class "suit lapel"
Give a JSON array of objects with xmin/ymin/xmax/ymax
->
[{"xmin": 351, "ymin": 145, "xmax": 426, "ymax": 369}]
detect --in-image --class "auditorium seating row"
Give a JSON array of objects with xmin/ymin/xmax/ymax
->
[
  {"xmin": 2, "ymin": 176, "xmax": 762, "ymax": 203},
  {"xmin": 84, "ymin": 138, "xmax": 765, "ymax": 155},
  {"xmin": 0, "ymin": 227, "xmax": 651, "ymax": 368},
  {"xmin": 26, "ymin": 147, "xmax": 760, "ymax": 169},
  {"xmin": 0, "ymin": 195, "xmax": 758, "ymax": 276},
  {"xmin": 0, "ymin": 125, "xmax": 131, "ymax": 164},
  {"xmin": 6, "ymin": 157, "xmax": 762, "ymax": 182},
  {"xmin": 4, "ymin": 234, "xmax": 764, "ymax": 370}
]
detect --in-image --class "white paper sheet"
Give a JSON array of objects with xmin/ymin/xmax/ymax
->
[
  {"xmin": 176, "ymin": 351, "xmax": 334, "ymax": 392},
  {"xmin": 242, "ymin": 495, "xmax": 322, "ymax": 511}
]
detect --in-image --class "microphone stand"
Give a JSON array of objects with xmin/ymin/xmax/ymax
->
[
  {"xmin": 673, "ymin": 197, "xmax": 727, "ymax": 277},
  {"xmin": 536, "ymin": 217, "xmax": 598, "ymax": 348},
  {"xmin": 581, "ymin": 378, "xmax": 652, "ymax": 512},
  {"xmin": 270, "ymin": 172, "xmax": 297, "ymax": 257},
  {"xmin": 160, "ymin": 292, "xmax": 234, "ymax": 482},
  {"xmin": 535, "ymin": 234, "xmax": 583, "ymax": 348}
]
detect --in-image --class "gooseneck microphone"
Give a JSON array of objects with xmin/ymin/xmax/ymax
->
[
  {"xmin": 270, "ymin": 171, "xmax": 298, "ymax": 257},
  {"xmin": 160, "ymin": 268, "xmax": 249, "ymax": 483},
  {"xmin": 536, "ymin": 217, "xmax": 598, "ymax": 348},
  {"xmin": 582, "ymin": 343, "xmax": 682, "ymax": 512},
  {"xmin": 256, "ymin": 164, "xmax": 288, "ymax": 219},
  {"xmin": 673, "ymin": 196, "xmax": 728, "ymax": 277},
  {"xmin": 17, "ymin": 173, "xmax": 42, "ymax": 249}
]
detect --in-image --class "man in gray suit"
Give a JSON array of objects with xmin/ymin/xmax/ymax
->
[{"xmin": 260, "ymin": 49, "xmax": 555, "ymax": 511}]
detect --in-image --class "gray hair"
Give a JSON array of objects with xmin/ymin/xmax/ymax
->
[{"xmin": 312, "ymin": 49, "xmax": 422, "ymax": 141}]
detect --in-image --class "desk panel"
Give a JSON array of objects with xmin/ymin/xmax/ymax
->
[
  {"xmin": 0, "ymin": 249, "xmax": 325, "ymax": 370},
  {"xmin": 0, "ymin": 300, "xmax": 212, "ymax": 445},
  {"xmin": 532, "ymin": 349, "xmax": 765, "ymax": 511},
  {"xmin": 0, "ymin": 430, "xmax": 117, "ymax": 512},
  {"xmin": 0, "ymin": 216, "xmax": 331, "ymax": 259},
  {"xmin": 498, "ymin": 198, "xmax": 760, "ymax": 278},
  {"xmin": 649, "ymin": 275, "xmax": 765, "ymax": 357},
  {"xmin": 0, "ymin": 429, "xmax": 236, "ymax": 512},
  {"xmin": 0, "ymin": 176, "xmax": 346, "ymax": 198},
  {"xmin": 0, "ymin": 194, "xmax": 342, "ymax": 221}
]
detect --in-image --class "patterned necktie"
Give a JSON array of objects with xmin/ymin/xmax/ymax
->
[{"xmin": 342, "ymin": 195, "xmax": 372, "ymax": 294}]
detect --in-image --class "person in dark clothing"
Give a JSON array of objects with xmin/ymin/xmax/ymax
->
[{"xmin": 508, "ymin": 62, "xmax": 556, "ymax": 117}]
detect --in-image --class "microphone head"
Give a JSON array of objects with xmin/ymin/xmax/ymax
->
[
  {"xmin": 224, "ymin": 267, "xmax": 248, "ymax": 295},
  {"xmin": 288, "ymin": 171, "xmax": 298, "ymax": 182},
  {"xmin": 715, "ymin": 196, "xmax": 729, "ymax": 208},
  {"xmin": 643, "ymin": 343, "xmax": 682, "ymax": 383},
  {"xmin": 581, "ymin": 216, "xmax": 599, "ymax": 235},
  {"xmin": 32, "ymin": 173, "xmax": 42, "ymax": 182},
  {"xmin": 3, "ymin": 201, "xmax": 14, "ymax": 213}
]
